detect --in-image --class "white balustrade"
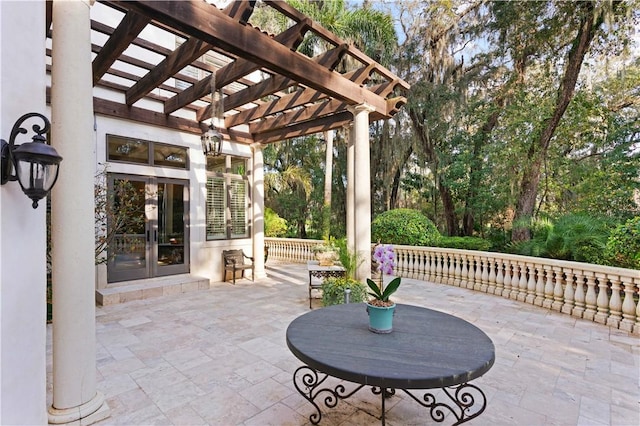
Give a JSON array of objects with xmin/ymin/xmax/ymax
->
[{"xmin": 264, "ymin": 238, "xmax": 640, "ymax": 334}]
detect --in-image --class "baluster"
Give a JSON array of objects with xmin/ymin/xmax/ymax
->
[
  {"xmin": 551, "ymin": 266, "xmax": 564, "ymax": 311},
  {"xmin": 525, "ymin": 263, "xmax": 537, "ymax": 304},
  {"xmin": 606, "ymin": 275, "xmax": 622, "ymax": 328},
  {"xmin": 634, "ymin": 278, "xmax": 640, "ymax": 335},
  {"xmin": 572, "ymin": 271, "xmax": 586, "ymax": 319},
  {"xmin": 509, "ymin": 261, "xmax": 521, "ymax": 300},
  {"xmin": 619, "ymin": 276, "xmax": 636, "ymax": 332},
  {"xmin": 400, "ymin": 250, "xmax": 408, "ymax": 277},
  {"xmin": 571, "ymin": 269, "xmax": 587, "ymax": 318},
  {"xmin": 445, "ymin": 253, "xmax": 454, "ymax": 286},
  {"xmin": 479, "ymin": 256, "xmax": 489, "ymax": 292},
  {"xmin": 494, "ymin": 259, "xmax": 504, "ymax": 296},
  {"xmin": 405, "ymin": 250, "xmax": 412, "ymax": 278},
  {"xmin": 414, "ymin": 250, "xmax": 423, "ymax": 280},
  {"xmin": 410, "ymin": 250, "xmax": 417, "ymax": 279},
  {"xmin": 453, "ymin": 253, "xmax": 462, "ymax": 287},
  {"xmin": 542, "ymin": 265, "xmax": 555, "ymax": 309},
  {"xmin": 459, "ymin": 253, "xmax": 469, "ymax": 288},
  {"xmin": 534, "ymin": 263, "xmax": 545, "ymax": 307},
  {"xmin": 594, "ymin": 273, "xmax": 610, "ymax": 324},
  {"xmin": 474, "ymin": 256, "xmax": 483, "ymax": 291},
  {"xmin": 467, "ymin": 255, "xmax": 476, "ymax": 290},
  {"xmin": 486, "ymin": 258, "xmax": 496, "ymax": 294},
  {"xmin": 435, "ymin": 253, "xmax": 443, "ymax": 284},
  {"xmin": 501, "ymin": 262, "xmax": 512, "ymax": 298},
  {"xmin": 426, "ymin": 252, "xmax": 434, "ymax": 282},
  {"xmin": 583, "ymin": 272, "xmax": 598, "ymax": 321},
  {"xmin": 516, "ymin": 262, "xmax": 528, "ymax": 301},
  {"xmin": 561, "ymin": 268, "xmax": 575, "ymax": 315}
]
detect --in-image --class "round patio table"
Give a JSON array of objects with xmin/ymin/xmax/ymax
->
[{"xmin": 286, "ymin": 303, "xmax": 495, "ymax": 425}]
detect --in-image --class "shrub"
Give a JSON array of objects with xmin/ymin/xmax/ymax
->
[
  {"xmin": 372, "ymin": 209, "xmax": 440, "ymax": 246},
  {"xmin": 321, "ymin": 277, "xmax": 367, "ymax": 306},
  {"xmin": 604, "ymin": 216, "xmax": 640, "ymax": 269},
  {"xmin": 265, "ymin": 207, "xmax": 288, "ymax": 237},
  {"xmin": 434, "ymin": 236, "xmax": 491, "ymax": 251},
  {"xmin": 509, "ymin": 214, "xmax": 610, "ymax": 263}
]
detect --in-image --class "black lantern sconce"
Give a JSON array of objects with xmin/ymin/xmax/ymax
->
[
  {"xmin": 201, "ymin": 72, "xmax": 223, "ymax": 157},
  {"xmin": 1, "ymin": 113, "xmax": 63, "ymax": 208}
]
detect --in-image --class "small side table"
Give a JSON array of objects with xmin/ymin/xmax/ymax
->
[{"xmin": 307, "ymin": 260, "xmax": 345, "ymax": 309}]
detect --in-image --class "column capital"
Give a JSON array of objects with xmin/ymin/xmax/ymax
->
[
  {"xmin": 250, "ymin": 142, "xmax": 264, "ymax": 152},
  {"xmin": 347, "ymin": 103, "xmax": 375, "ymax": 115}
]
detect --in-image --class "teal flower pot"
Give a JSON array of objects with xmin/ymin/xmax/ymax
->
[{"xmin": 366, "ymin": 303, "xmax": 396, "ymax": 333}]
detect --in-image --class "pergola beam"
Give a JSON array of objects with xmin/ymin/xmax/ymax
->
[
  {"xmin": 226, "ymin": 64, "xmax": 375, "ymax": 128},
  {"xmin": 92, "ymin": 11, "xmax": 150, "ymax": 86},
  {"xmin": 199, "ymin": 43, "xmax": 348, "ymax": 121},
  {"xmin": 164, "ymin": 19, "xmax": 310, "ymax": 114},
  {"xmin": 109, "ymin": 0, "xmax": 389, "ymax": 114}
]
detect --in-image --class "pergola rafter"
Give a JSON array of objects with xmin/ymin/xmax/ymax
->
[{"xmin": 46, "ymin": 0, "xmax": 409, "ymax": 144}]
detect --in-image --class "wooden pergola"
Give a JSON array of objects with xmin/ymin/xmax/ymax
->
[{"xmin": 45, "ymin": 0, "xmax": 409, "ymax": 145}]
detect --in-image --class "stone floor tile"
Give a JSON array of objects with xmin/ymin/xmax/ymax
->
[
  {"xmin": 49, "ymin": 262, "xmax": 639, "ymax": 426},
  {"xmin": 164, "ymin": 404, "xmax": 208, "ymax": 426},
  {"xmin": 239, "ymin": 377, "xmax": 296, "ymax": 410},
  {"xmin": 244, "ymin": 402, "xmax": 308, "ymax": 426}
]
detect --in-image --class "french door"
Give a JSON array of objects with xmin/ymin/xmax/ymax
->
[{"xmin": 107, "ymin": 174, "xmax": 189, "ymax": 283}]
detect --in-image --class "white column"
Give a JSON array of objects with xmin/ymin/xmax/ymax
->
[
  {"xmin": 252, "ymin": 143, "xmax": 266, "ymax": 279},
  {"xmin": 0, "ymin": 1, "xmax": 48, "ymax": 423},
  {"xmin": 49, "ymin": 0, "xmax": 109, "ymax": 424},
  {"xmin": 345, "ymin": 124, "xmax": 355, "ymax": 254},
  {"xmin": 322, "ymin": 130, "xmax": 334, "ymax": 239},
  {"xmin": 348, "ymin": 104, "xmax": 374, "ymax": 281}
]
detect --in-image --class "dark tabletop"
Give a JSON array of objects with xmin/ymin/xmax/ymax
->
[{"xmin": 286, "ymin": 303, "xmax": 495, "ymax": 389}]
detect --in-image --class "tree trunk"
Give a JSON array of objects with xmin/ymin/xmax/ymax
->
[
  {"xmin": 440, "ymin": 181, "xmax": 458, "ymax": 236},
  {"xmin": 512, "ymin": 1, "xmax": 606, "ymax": 242}
]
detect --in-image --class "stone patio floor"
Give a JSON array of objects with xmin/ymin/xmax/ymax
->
[{"xmin": 47, "ymin": 261, "xmax": 639, "ymax": 425}]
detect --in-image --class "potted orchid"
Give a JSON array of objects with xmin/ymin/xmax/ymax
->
[{"xmin": 366, "ymin": 244, "xmax": 401, "ymax": 333}]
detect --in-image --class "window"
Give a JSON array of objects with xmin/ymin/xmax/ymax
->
[
  {"xmin": 107, "ymin": 135, "xmax": 189, "ymax": 169},
  {"xmin": 206, "ymin": 156, "xmax": 250, "ymax": 240}
]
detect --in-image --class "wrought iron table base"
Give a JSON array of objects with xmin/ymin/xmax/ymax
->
[{"xmin": 293, "ymin": 366, "xmax": 487, "ymax": 426}]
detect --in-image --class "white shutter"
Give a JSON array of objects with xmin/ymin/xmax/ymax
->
[
  {"xmin": 206, "ymin": 177, "xmax": 225, "ymax": 239},
  {"xmin": 229, "ymin": 178, "xmax": 247, "ymax": 237}
]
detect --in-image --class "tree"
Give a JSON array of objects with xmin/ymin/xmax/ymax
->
[{"xmin": 512, "ymin": 1, "xmax": 625, "ymax": 241}]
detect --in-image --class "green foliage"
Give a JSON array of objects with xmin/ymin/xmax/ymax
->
[
  {"xmin": 366, "ymin": 277, "xmax": 401, "ymax": 303},
  {"xmin": 509, "ymin": 214, "xmax": 611, "ymax": 263},
  {"xmin": 264, "ymin": 208, "xmax": 287, "ymax": 237},
  {"xmin": 604, "ymin": 216, "xmax": 640, "ymax": 270},
  {"xmin": 433, "ymin": 236, "xmax": 492, "ymax": 251},
  {"xmin": 321, "ymin": 277, "xmax": 367, "ymax": 306},
  {"xmin": 334, "ymin": 238, "xmax": 363, "ymax": 280},
  {"xmin": 372, "ymin": 209, "xmax": 440, "ymax": 246}
]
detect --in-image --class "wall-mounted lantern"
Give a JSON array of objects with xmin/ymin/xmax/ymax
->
[{"xmin": 1, "ymin": 113, "xmax": 63, "ymax": 208}]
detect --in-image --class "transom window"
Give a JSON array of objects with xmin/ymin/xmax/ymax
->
[
  {"xmin": 206, "ymin": 156, "xmax": 250, "ymax": 240},
  {"xmin": 107, "ymin": 135, "xmax": 189, "ymax": 169}
]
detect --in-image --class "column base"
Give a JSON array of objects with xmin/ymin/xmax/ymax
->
[{"xmin": 48, "ymin": 391, "xmax": 110, "ymax": 425}]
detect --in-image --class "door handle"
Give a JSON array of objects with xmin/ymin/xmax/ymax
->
[
  {"xmin": 146, "ymin": 230, "xmax": 150, "ymax": 242},
  {"xmin": 154, "ymin": 230, "xmax": 158, "ymax": 242}
]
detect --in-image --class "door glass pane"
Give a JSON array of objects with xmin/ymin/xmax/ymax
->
[
  {"xmin": 157, "ymin": 182, "xmax": 185, "ymax": 266},
  {"xmin": 111, "ymin": 179, "xmax": 147, "ymax": 271}
]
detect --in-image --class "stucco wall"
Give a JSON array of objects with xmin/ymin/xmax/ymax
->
[
  {"xmin": 0, "ymin": 1, "xmax": 48, "ymax": 424},
  {"xmin": 93, "ymin": 116, "xmax": 254, "ymax": 289}
]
